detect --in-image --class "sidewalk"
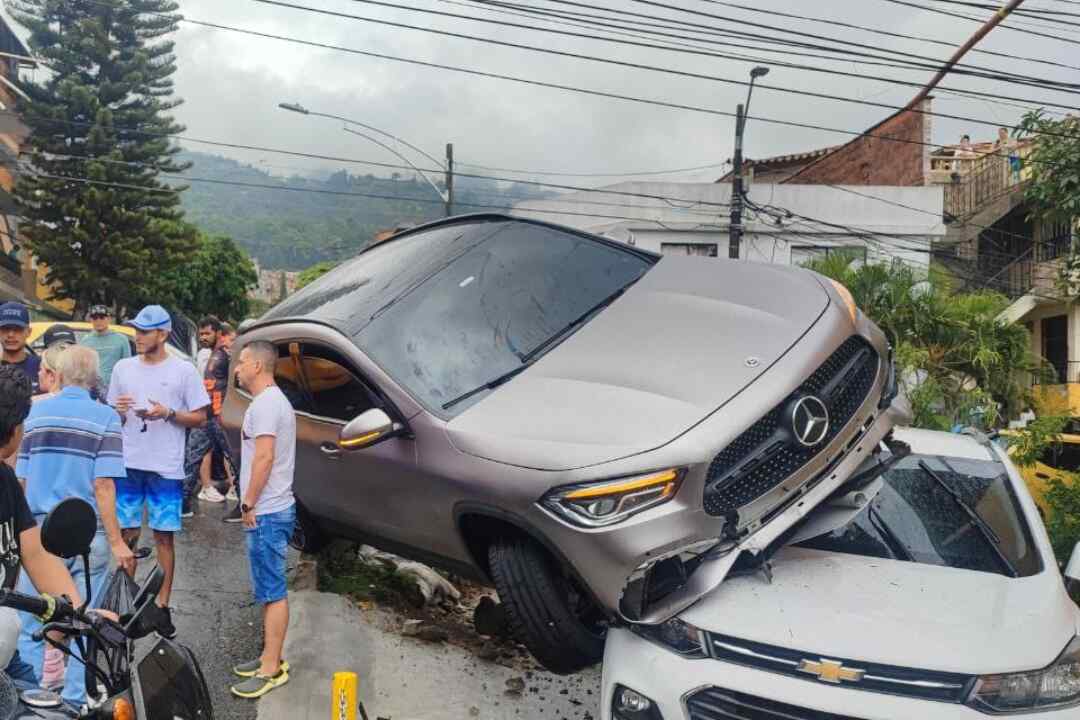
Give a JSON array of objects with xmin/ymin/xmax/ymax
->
[{"xmin": 257, "ymin": 590, "xmax": 602, "ymax": 720}]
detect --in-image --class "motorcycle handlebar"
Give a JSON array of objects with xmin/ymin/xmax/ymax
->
[{"xmin": 0, "ymin": 589, "xmax": 73, "ymax": 622}]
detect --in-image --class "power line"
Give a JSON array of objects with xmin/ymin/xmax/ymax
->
[
  {"xmin": 254, "ymin": 0, "xmax": 1080, "ymax": 129},
  {"xmin": 318, "ymin": 0, "xmax": 1080, "ymax": 101},
  {"xmin": 454, "ymin": 159, "xmax": 731, "ymax": 178},
  {"xmin": 878, "ymin": 0, "xmax": 1080, "ymax": 45},
  {"xmin": 11, "ymin": 162, "xmax": 723, "ymax": 227},
  {"xmin": 16, "ymin": 6, "xmax": 1080, "ymax": 178},
  {"xmin": 686, "ymin": 0, "xmax": 1080, "ymax": 74}
]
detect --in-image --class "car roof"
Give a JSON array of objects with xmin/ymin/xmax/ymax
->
[
  {"xmin": 27, "ymin": 321, "xmax": 134, "ymax": 342},
  {"xmin": 891, "ymin": 426, "xmax": 997, "ymax": 461}
]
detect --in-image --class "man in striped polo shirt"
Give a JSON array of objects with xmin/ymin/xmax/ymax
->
[{"xmin": 14, "ymin": 345, "xmax": 133, "ymax": 705}]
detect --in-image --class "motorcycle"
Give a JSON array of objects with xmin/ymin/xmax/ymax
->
[{"xmin": 0, "ymin": 498, "xmax": 213, "ymax": 719}]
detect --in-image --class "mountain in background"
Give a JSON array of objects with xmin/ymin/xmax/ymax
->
[{"xmin": 178, "ymin": 150, "xmax": 554, "ymax": 270}]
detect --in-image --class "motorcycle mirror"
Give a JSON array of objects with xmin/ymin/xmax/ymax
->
[{"xmin": 40, "ymin": 498, "xmax": 97, "ymax": 560}]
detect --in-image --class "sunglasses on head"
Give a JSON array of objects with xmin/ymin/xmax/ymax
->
[{"xmin": 90, "ymin": 314, "xmax": 107, "ymax": 319}]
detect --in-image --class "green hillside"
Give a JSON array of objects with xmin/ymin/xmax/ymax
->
[{"xmin": 178, "ymin": 151, "xmax": 552, "ymax": 270}]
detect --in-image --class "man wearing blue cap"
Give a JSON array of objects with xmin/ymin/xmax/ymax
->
[
  {"xmin": 0, "ymin": 302, "xmax": 40, "ymax": 394},
  {"xmin": 106, "ymin": 305, "xmax": 209, "ymax": 639}
]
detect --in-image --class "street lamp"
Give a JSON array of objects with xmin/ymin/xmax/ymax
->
[
  {"xmin": 277, "ymin": 101, "xmax": 454, "ymax": 216},
  {"xmin": 728, "ymin": 66, "xmax": 770, "ymax": 260}
]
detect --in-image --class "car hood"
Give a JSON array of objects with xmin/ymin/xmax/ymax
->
[
  {"xmin": 679, "ymin": 546, "xmax": 1077, "ymax": 675},
  {"xmin": 446, "ymin": 256, "xmax": 830, "ymax": 470}
]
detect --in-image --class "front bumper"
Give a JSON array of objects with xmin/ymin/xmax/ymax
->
[
  {"xmin": 522, "ymin": 305, "xmax": 910, "ymax": 623},
  {"xmin": 602, "ymin": 628, "xmax": 1076, "ymax": 720}
]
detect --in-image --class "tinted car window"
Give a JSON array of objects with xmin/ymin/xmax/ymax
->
[
  {"xmin": 263, "ymin": 221, "xmax": 501, "ymax": 329},
  {"xmin": 799, "ymin": 454, "xmax": 1041, "ymax": 577},
  {"xmin": 356, "ymin": 221, "xmax": 655, "ymax": 415},
  {"xmin": 298, "ymin": 345, "xmax": 379, "ymax": 422}
]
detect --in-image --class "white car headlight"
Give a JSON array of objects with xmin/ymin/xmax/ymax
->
[
  {"xmin": 632, "ymin": 617, "xmax": 708, "ymax": 659},
  {"xmin": 969, "ymin": 637, "xmax": 1080, "ymax": 713},
  {"xmin": 541, "ymin": 469, "xmax": 684, "ymax": 527}
]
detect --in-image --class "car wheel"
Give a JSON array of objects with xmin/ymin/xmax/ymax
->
[
  {"xmin": 289, "ymin": 503, "xmax": 329, "ymax": 554},
  {"xmin": 488, "ymin": 535, "xmax": 606, "ymax": 674}
]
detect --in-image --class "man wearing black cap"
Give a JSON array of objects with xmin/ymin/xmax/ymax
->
[
  {"xmin": 41, "ymin": 324, "xmax": 76, "ymax": 349},
  {"xmin": 80, "ymin": 305, "xmax": 130, "ymax": 392},
  {"xmin": 0, "ymin": 302, "xmax": 39, "ymax": 394}
]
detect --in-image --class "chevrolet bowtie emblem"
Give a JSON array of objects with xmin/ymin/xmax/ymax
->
[{"xmin": 797, "ymin": 658, "xmax": 866, "ymax": 684}]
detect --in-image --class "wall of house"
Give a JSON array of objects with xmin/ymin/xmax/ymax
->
[{"xmin": 781, "ymin": 100, "xmax": 932, "ymax": 187}]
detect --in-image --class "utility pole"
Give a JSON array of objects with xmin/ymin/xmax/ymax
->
[
  {"xmin": 729, "ymin": 103, "xmax": 745, "ymax": 260},
  {"xmin": 729, "ymin": 66, "xmax": 770, "ymax": 260},
  {"xmin": 445, "ymin": 143, "xmax": 454, "ymax": 217}
]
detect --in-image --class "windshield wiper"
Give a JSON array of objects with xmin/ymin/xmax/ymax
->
[
  {"xmin": 918, "ymin": 459, "xmax": 1019, "ymax": 578},
  {"xmin": 867, "ymin": 505, "xmax": 913, "ymax": 561},
  {"xmin": 519, "ymin": 286, "xmax": 628, "ymax": 364},
  {"xmin": 441, "ymin": 285, "xmax": 632, "ymax": 411},
  {"xmin": 441, "ymin": 363, "xmax": 531, "ymax": 411}
]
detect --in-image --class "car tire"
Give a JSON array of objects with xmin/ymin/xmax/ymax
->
[
  {"xmin": 289, "ymin": 503, "xmax": 329, "ymax": 554},
  {"xmin": 488, "ymin": 535, "xmax": 605, "ymax": 674}
]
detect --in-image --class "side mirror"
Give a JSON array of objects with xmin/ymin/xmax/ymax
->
[
  {"xmin": 339, "ymin": 408, "xmax": 404, "ymax": 450},
  {"xmin": 1065, "ymin": 542, "xmax": 1080, "ymax": 584},
  {"xmin": 40, "ymin": 498, "xmax": 97, "ymax": 560}
]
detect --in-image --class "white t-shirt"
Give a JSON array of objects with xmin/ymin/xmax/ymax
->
[
  {"xmin": 107, "ymin": 356, "xmax": 210, "ymax": 479},
  {"xmin": 241, "ymin": 385, "xmax": 296, "ymax": 516}
]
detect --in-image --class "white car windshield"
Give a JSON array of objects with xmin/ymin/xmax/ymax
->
[{"xmin": 798, "ymin": 454, "xmax": 1042, "ymax": 578}]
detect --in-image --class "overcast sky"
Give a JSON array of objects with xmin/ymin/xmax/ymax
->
[{"xmin": 10, "ymin": 0, "xmax": 1080, "ymax": 185}]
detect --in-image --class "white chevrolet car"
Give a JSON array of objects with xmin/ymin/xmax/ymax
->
[{"xmin": 602, "ymin": 427, "xmax": 1080, "ymax": 719}]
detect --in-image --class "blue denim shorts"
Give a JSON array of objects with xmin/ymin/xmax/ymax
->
[{"xmin": 245, "ymin": 505, "xmax": 296, "ymax": 604}]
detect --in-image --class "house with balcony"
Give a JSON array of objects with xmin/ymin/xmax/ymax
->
[{"xmin": 929, "ymin": 134, "xmax": 1080, "ymax": 414}]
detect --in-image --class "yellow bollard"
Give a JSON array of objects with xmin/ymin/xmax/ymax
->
[{"xmin": 332, "ymin": 671, "xmax": 358, "ymax": 720}]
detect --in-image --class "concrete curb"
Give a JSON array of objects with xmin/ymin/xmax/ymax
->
[{"xmin": 255, "ymin": 590, "xmax": 374, "ymax": 720}]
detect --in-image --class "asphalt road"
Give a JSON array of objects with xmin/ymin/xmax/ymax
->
[{"xmin": 169, "ymin": 502, "xmax": 262, "ymax": 720}]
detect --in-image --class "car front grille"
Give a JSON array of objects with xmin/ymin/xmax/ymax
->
[
  {"xmin": 686, "ymin": 687, "xmax": 867, "ymax": 720},
  {"xmin": 703, "ymin": 336, "xmax": 880, "ymax": 518},
  {"xmin": 706, "ymin": 633, "xmax": 973, "ymax": 704}
]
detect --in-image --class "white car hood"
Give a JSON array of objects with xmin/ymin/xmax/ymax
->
[{"xmin": 680, "ymin": 546, "xmax": 1077, "ymax": 675}]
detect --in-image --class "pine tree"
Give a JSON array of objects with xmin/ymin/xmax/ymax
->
[{"xmin": 10, "ymin": 0, "xmax": 195, "ymax": 317}]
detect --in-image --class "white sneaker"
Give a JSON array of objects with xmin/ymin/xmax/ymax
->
[
  {"xmin": 198, "ymin": 486, "xmax": 226, "ymax": 503},
  {"xmin": 226, "ymin": 486, "xmax": 238, "ymax": 502}
]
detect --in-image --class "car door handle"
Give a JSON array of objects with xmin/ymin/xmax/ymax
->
[
  {"xmin": 320, "ymin": 442, "xmax": 342, "ymax": 459},
  {"xmin": 1036, "ymin": 472, "xmax": 1051, "ymax": 480}
]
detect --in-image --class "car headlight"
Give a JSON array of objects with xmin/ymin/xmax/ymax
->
[
  {"xmin": 968, "ymin": 637, "xmax": 1080, "ymax": 714},
  {"xmin": 541, "ymin": 469, "xmax": 684, "ymax": 527},
  {"xmin": 830, "ymin": 279, "xmax": 858, "ymax": 324},
  {"xmin": 632, "ymin": 617, "xmax": 708, "ymax": 659}
]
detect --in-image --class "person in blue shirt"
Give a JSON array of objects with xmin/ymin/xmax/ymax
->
[{"xmin": 14, "ymin": 345, "xmax": 133, "ymax": 705}]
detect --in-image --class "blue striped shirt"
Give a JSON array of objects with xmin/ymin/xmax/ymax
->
[{"xmin": 15, "ymin": 386, "xmax": 125, "ymax": 516}]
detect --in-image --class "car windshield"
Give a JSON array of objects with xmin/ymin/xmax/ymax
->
[
  {"xmin": 264, "ymin": 218, "xmax": 657, "ymax": 416},
  {"xmin": 798, "ymin": 453, "xmax": 1042, "ymax": 577}
]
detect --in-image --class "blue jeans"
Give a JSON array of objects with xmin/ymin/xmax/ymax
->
[
  {"xmin": 245, "ymin": 505, "xmax": 296, "ymax": 604},
  {"xmin": 16, "ymin": 528, "xmax": 110, "ymax": 705}
]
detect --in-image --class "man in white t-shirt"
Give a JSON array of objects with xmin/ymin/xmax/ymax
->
[
  {"xmin": 106, "ymin": 305, "xmax": 210, "ymax": 639},
  {"xmin": 228, "ymin": 340, "xmax": 296, "ymax": 700}
]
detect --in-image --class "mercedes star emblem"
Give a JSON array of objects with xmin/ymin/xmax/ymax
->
[{"xmin": 791, "ymin": 395, "xmax": 830, "ymax": 447}]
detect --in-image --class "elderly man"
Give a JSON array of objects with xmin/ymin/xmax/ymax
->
[
  {"xmin": 14, "ymin": 345, "xmax": 133, "ymax": 704},
  {"xmin": 0, "ymin": 302, "xmax": 39, "ymax": 394},
  {"xmin": 0, "ymin": 365, "xmax": 84, "ymax": 688},
  {"xmin": 107, "ymin": 305, "xmax": 209, "ymax": 639}
]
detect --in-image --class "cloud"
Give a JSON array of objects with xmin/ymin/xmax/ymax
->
[{"xmin": 14, "ymin": 0, "xmax": 1080, "ymax": 180}]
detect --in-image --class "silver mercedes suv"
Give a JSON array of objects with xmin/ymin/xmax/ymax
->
[{"xmin": 222, "ymin": 214, "xmax": 910, "ymax": 673}]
